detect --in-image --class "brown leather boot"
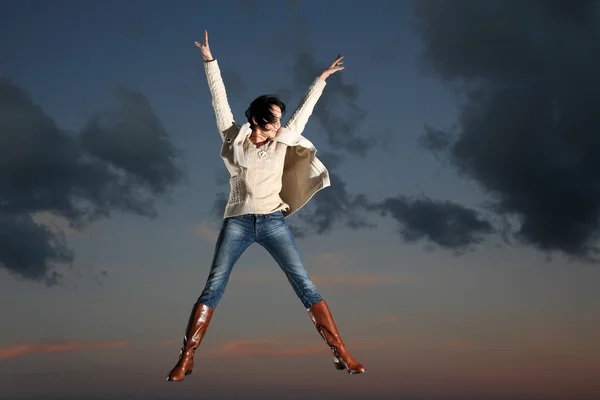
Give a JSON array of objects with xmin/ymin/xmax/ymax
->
[
  {"xmin": 166, "ymin": 303, "xmax": 214, "ymax": 381},
  {"xmin": 308, "ymin": 300, "xmax": 366, "ymax": 374}
]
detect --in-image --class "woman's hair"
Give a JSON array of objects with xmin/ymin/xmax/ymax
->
[{"xmin": 245, "ymin": 95, "xmax": 286, "ymax": 131}]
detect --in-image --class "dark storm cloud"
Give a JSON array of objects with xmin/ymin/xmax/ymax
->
[
  {"xmin": 80, "ymin": 86, "xmax": 183, "ymax": 196},
  {"xmin": 414, "ymin": 0, "xmax": 600, "ymax": 259},
  {"xmin": 292, "ymin": 152, "xmax": 375, "ymax": 234},
  {"xmin": 0, "ymin": 213, "xmax": 71, "ymax": 284},
  {"xmin": 374, "ymin": 195, "xmax": 495, "ymax": 253},
  {"xmin": 0, "ymin": 78, "xmax": 183, "ymax": 284}
]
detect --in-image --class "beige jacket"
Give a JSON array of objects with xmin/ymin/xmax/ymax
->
[{"xmin": 204, "ymin": 60, "xmax": 331, "ymax": 218}]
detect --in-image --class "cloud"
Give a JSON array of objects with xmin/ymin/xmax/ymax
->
[
  {"xmin": 79, "ymin": 86, "xmax": 183, "ymax": 196},
  {"xmin": 414, "ymin": 0, "xmax": 600, "ymax": 260},
  {"xmin": 374, "ymin": 194, "xmax": 495, "ymax": 253},
  {"xmin": 291, "ymin": 153, "xmax": 376, "ymax": 235},
  {"xmin": 290, "ymin": 152, "xmax": 493, "ymax": 251},
  {"xmin": 0, "ymin": 340, "xmax": 129, "ymax": 360},
  {"xmin": 0, "ymin": 213, "xmax": 72, "ymax": 285},
  {"xmin": 31, "ymin": 212, "xmax": 79, "ymax": 236},
  {"xmin": 0, "ymin": 78, "xmax": 184, "ymax": 284}
]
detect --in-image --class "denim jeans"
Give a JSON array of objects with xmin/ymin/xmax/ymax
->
[{"xmin": 197, "ymin": 210, "xmax": 323, "ymax": 310}]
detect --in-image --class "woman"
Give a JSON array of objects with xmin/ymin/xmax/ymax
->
[{"xmin": 166, "ymin": 30, "xmax": 366, "ymax": 381}]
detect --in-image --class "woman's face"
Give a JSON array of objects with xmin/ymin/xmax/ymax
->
[{"xmin": 262, "ymin": 105, "xmax": 282, "ymax": 138}]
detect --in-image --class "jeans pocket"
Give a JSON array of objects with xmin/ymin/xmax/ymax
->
[{"xmin": 228, "ymin": 175, "xmax": 247, "ymax": 205}]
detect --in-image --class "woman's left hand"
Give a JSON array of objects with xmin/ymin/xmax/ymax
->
[{"xmin": 319, "ymin": 55, "xmax": 344, "ymax": 81}]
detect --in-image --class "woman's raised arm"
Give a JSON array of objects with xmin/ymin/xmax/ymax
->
[
  {"xmin": 195, "ymin": 30, "xmax": 237, "ymax": 139},
  {"xmin": 284, "ymin": 55, "xmax": 345, "ymax": 135}
]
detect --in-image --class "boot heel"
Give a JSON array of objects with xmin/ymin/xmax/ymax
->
[
  {"xmin": 333, "ymin": 357, "xmax": 345, "ymax": 370},
  {"xmin": 185, "ymin": 370, "xmax": 192, "ymax": 376}
]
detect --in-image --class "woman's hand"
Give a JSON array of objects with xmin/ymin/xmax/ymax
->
[
  {"xmin": 194, "ymin": 30, "xmax": 213, "ymax": 62},
  {"xmin": 319, "ymin": 55, "xmax": 344, "ymax": 81}
]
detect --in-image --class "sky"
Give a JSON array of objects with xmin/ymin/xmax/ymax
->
[{"xmin": 1, "ymin": 0, "xmax": 600, "ymax": 399}]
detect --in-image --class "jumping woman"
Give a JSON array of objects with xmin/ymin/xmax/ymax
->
[{"xmin": 166, "ymin": 30, "xmax": 366, "ymax": 381}]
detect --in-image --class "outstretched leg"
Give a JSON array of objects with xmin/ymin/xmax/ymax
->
[
  {"xmin": 197, "ymin": 216, "xmax": 255, "ymax": 309},
  {"xmin": 256, "ymin": 212, "xmax": 322, "ymax": 309},
  {"xmin": 256, "ymin": 211, "xmax": 365, "ymax": 374},
  {"xmin": 167, "ymin": 216, "xmax": 254, "ymax": 381}
]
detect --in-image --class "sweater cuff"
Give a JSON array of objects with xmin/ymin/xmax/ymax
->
[
  {"xmin": 204, "ymin": 59, "xmax": 220, "ymax": 74},
  {"xmin": 313, "ymin": 76, "xmax": 327, "ymax": 89}
]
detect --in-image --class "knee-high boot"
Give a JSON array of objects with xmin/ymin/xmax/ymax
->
[
  {"xmin": 166, "ymin": 303, "xmax": 214, "ymax": 381},
  {"xmin": 308, "ymin": 300, "xmax": 366, "ymax": 374}
]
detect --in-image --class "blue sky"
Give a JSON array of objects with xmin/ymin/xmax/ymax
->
[{"xmin": 1, "ymin": 1, "xmax": 599, "ymax": 399}]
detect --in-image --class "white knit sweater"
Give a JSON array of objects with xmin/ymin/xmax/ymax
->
[
  {"xmin": 204, "ymin": 60, "xmax": 326, "ymax": 218},
  {"xmin": 240, "ymin": 140, "xmax": 289, "ymax": 215}
]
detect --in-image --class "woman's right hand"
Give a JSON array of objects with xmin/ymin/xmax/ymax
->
[{"xmin": 194, "ymin": 30, "xmax": 213, "ymax": 62}]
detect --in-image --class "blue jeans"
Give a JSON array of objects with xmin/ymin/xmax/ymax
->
[{"xmin": 197, "ymin": 210, "xmax": 323, "ymax": 310}]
